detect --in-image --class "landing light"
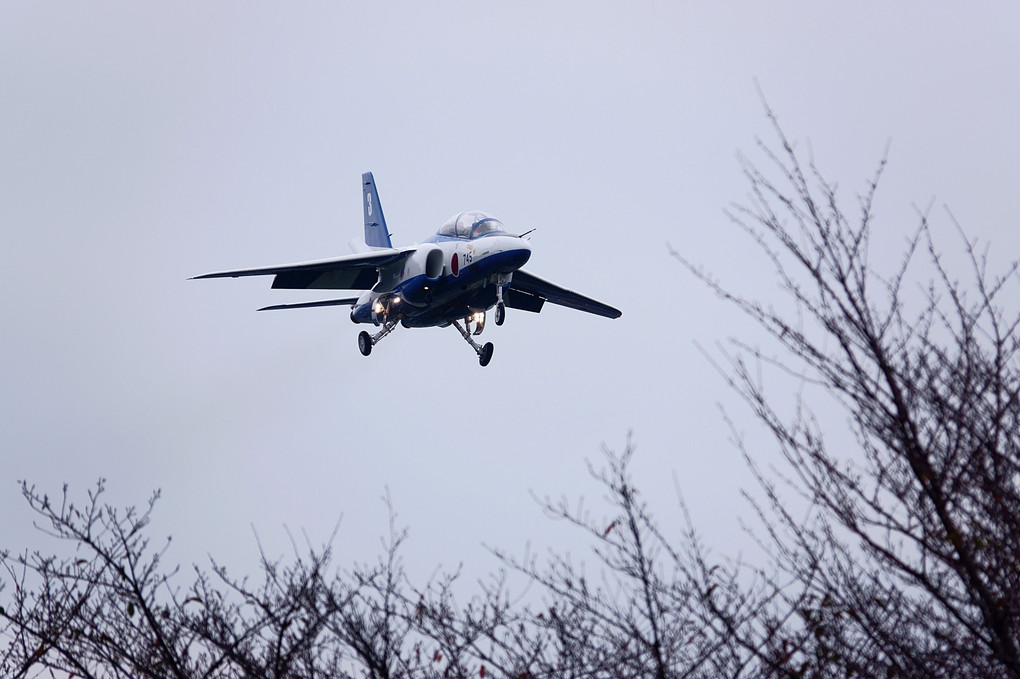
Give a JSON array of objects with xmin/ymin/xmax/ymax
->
[
  {"xmin": 373, "ymin": 301, "xmax": 384, "ymax": 313},
  {"xmin": 472, "ymin": 312, "xmax": 485, "ymax": 324},
  {"xmin": 393, "ymin": 296, "xmax": 401, "ymax": 304}
]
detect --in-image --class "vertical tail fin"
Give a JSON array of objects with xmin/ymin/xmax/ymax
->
[{"xmin": 361, "ymin": 172, "xmax": 393, "ymax": 249}]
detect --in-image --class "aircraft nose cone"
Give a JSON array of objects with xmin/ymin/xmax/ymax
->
[{"xmin": 509, "ymin": 237, "xmax": 531, "ymax": 268}]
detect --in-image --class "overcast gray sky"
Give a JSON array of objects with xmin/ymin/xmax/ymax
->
[{"xmin": 3, "ymin": 2, "xmax": 1019, "ymax": 582}]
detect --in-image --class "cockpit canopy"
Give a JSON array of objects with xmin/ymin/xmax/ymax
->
[{"xmin": 437, "ymin": 211, "xmax": 507, "ymax": 239}]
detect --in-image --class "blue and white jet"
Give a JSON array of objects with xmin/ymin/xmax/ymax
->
[{"xmin": 193, "ymin": 173, "xmax": 621, "ymax": 366}]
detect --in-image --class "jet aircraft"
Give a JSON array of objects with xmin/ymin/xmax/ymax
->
[{"xmin": 193, "ymin": 173, "xmax": 621, "ymax": 366}]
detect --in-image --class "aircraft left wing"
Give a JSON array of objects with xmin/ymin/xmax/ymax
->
[
  {"xmin": 191, "ymin": 248, "xmax": 413, "ymax": 290},
  {"xmin": 507, "ymin": 269, "xmax": 621, "ymax": 319}
]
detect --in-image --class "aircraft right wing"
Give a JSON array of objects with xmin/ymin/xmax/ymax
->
[
  {"xmin": 191, "ymin": 248, "xmax": 413, "ymax": 290},
  {"xmin": 507, "ymin": 269, "xmax": 621, "ymax": 319}
]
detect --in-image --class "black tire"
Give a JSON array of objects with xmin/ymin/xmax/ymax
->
[
  {"xmin": 358, "ymin": 331, "xmax": 372, "ymax": 356},
  {"xmin": 479, "ymin": 342, "xmax": 494, "ymax": 367},
  {"xmin": 495, "ymin": 302, "xmax": 506, "ymax": 326}
]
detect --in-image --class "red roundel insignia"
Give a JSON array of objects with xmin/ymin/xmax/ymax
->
[{"xmin": 451, "ymin": 252, "xmax": 459, "ymax": 276}]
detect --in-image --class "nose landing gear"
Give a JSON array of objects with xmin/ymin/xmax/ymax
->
[
  {"xmin": 471, "ymin": 311, "xmax": 486, "ymax": 336},
  {"xmin": 494, "ymin": 274, "xmax": 510, "ymax": 326}
]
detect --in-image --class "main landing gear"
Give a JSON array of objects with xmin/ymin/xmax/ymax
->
[
  {"xmin": 452, "ymin": 314, "xmax": 494, "ymax": 367},
  {"xmin": 357, "ymin": 319, "xmax": 398, "ymax": 357},
  {"xmin": 356, "ymin": 305, "xmax": 501, "ymax": 367}
]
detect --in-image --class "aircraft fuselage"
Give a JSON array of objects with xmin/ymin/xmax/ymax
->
[{"xmin": 349, "ymin": 233, "xmax": 532, "ymax": 328}]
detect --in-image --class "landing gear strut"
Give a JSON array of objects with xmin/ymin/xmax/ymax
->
[
  {"xmin": 452, "ymin": 318, "xmax": 494, "ymax": 367},
  {"xmin": 357, "ymin": 319, "xmax": 398, "ymax": 357},
  {"xmin": 494, "ymin": 274, "xmax": 510, "ymax": 326}
]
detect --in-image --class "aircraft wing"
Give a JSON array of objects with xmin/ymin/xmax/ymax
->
[
  {"xmin": 191, "ymin": 249, "xmax": 412, "ymax": 290},
  {"xmin": 508, "ymin": 269, "xmax": 621, "ymax": 319}
]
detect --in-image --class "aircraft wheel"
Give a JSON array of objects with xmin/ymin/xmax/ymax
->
[
  {"xmin": 358, "ymin": 331, "xmax": 372, "ymax": 356},
  {"xmin": 479, "ymin": 342, "xmax": 494, "ymax": 367},
  {"xmin": 495, "ymin": 302, "xmax": 505, "ymax": 326}
]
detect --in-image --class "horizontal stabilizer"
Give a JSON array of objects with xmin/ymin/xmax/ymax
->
[{"xmin": 258, "ymin": 297, "xmax": 359, "ymax": 312}]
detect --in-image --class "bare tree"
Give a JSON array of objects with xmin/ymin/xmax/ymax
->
[
  {"xmin": 673, "ymin": 102, "xmax": 1020, "ymax": 678},
  {"xmin": 0, "ymin": 480, "xmax": 203, "ymax": 679},
  {"xmin": 486, "ymin": 443, "xmax": 760, "ymax": 679},
  {"xmin": 0, "ymin": 480, "xmax": 466, "ymax": 679}
]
